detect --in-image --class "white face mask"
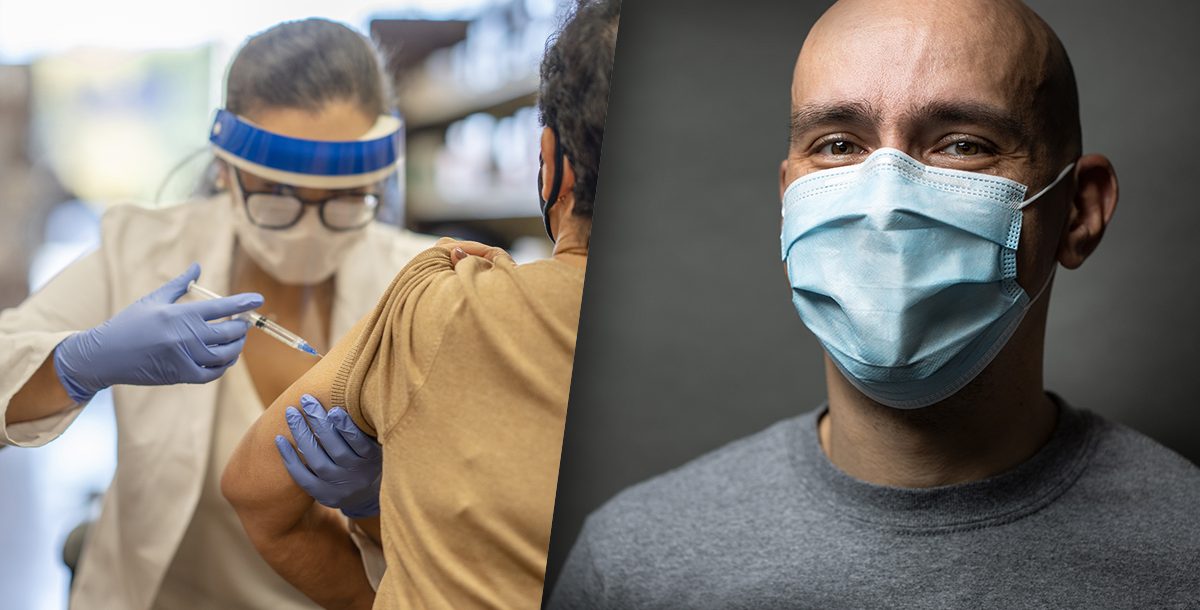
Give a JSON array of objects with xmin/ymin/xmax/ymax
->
[{"xmin": 228, "ymin": 180, "xmax": 365, "ymax": 285}]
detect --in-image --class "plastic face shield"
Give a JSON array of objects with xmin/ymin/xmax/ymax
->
[{"xmin": 208, "ymin": 108, "xmax": 404, "ymax": 190}]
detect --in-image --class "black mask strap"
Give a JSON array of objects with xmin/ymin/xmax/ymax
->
[{"xmin": 538, "ymin": 126, "xmax": 565, "ymax": 241}]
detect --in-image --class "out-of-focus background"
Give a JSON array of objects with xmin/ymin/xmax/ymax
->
[
  {"xmin": 546, "ymin": 0, "xmax": 1200, "ymax": 596},
  {"xmin": 0, "ymin": 1, "xmax": 562, "ymax": 607}
]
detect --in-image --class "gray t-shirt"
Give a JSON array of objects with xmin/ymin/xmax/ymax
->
[{"xmin": 549, "ymin": 399, "xmax": 1200, "ymax": 609}]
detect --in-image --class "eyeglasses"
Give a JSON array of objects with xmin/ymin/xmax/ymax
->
[{"xmin": 232, "ymin": 170, "xmax": 380, "ymax": 231}]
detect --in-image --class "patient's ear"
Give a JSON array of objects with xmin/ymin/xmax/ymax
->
[{"xmin": 539, "ymin": 127, "xmax": 576, "ymax": 204}]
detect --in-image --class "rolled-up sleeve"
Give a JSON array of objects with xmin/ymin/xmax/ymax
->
[{"xmin": 330, "ymin": 247, "xmax": 461, "ymax": 439}]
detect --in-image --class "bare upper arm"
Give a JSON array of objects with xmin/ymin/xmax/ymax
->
[{"xmin": 221, "ymin": 316, "xmax": 371, "ymax": 538}]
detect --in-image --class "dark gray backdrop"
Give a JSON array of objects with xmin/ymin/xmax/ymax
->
[{"xmin": 546, "ymin": 0, "xmax": 1200, "ymax": 592}]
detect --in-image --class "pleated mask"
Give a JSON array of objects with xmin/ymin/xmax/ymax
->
[{"xmin": 780, "ymin": 148, "xmax": 1072, "ymax": 408}]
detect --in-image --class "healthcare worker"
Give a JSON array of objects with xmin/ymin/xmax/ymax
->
[{"xmin": 0, "ymin": 18, "xmax": 433, "ymax": 609}]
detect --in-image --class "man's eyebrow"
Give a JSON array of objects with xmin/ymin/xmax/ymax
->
[
  {"xmin": 790, "ymin": 101, "xmax": 881, "ymax": 143},
  {"xmin": 905, "ymin": 101, "xmax": 1029, "ymax": 142}
]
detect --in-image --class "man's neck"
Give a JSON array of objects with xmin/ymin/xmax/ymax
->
[{"xmin": 817, "ymin": 306, "xmax": 1058, "ymax": 488}]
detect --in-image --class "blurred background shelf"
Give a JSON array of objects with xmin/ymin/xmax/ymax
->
[
  {"xmin": 371, "ymin": 1, "xmax": 555, "ymax": 248},
  {"xmin": 401, "ymin": 72, "xmax": 538, "ymax": 131}
]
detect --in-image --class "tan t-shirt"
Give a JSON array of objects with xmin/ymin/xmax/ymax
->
[{"xmin": 332, "ymin": 247, "xmax": 585, "ymax": 609}]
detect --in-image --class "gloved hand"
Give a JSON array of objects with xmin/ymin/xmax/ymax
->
[
  {"xmin": 53, "ymin": 263, "xmax": 263, "ymax": 403},
  {"xmin": 276, "ymin": 394, "xmax": 382, "ymax": 518}
]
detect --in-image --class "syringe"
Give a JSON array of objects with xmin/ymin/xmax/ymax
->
[{"xmin": 187, "ymin": 282, "xmax": 323, "ymax": 358}]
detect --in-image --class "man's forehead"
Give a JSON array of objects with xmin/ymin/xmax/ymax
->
[{"xmin": 792, "ymin": 0, "xmax": 1047, "ymax": 120}]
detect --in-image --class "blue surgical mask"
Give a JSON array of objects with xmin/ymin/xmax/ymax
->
[{"xmin": 780, "ymin": 148, "xmax": 1074, "ymax": 408}]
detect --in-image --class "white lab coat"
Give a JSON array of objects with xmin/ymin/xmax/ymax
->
[{"xmin": 0, "ymin": 194, "xmax": 435, "ymax": 609}]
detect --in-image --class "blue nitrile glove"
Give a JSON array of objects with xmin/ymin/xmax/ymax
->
[
  {"xmin": 276, "ymin": 394, "xmax": 382, "ymax": 519},
  {"xmin": 52, "ymin": 263, "xmax": 263, "ymax": 403}
]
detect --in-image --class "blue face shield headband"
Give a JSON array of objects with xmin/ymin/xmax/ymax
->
[
  {"xmin": 780, "ymin": 148, "xmax": 1074, "ymax": 409},
  {"xmin": 208, "ymin": 109, "xmax": 404, "ymax": 189}
]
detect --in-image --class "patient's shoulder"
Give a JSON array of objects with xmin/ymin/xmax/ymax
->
[{"xmin": 437, "ymin": 255, "xmax": 585, "ymax": 325}]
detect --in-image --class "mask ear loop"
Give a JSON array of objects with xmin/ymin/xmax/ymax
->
[
  {"xmin": 1027, "ymin": 264, "xmax": 1057, "ymax": 305},
  {"xmin": 539, "ymin": 126, "xmax": 565, "ymax": 240},
  {"xmin": 1018, "ymin": 162, "xmax": 1074, "ymax": 303},
  {"xmin": 1018, "ymin": 162, "xmax": 1076, "ymax": 210}
]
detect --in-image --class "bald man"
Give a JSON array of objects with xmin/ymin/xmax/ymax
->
[{"xmin": 549, "ymin": 1, "xmax": 1200, "ymax": 607}]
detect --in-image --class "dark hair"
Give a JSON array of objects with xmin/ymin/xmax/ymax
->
[
  {"xmin": 538, "ymin": 0, "xmax": 621, "ymax": 218},
  {"xmin": 192, "ymin": 19, "xmax": 393, "ymax": 198},
  {"xmin": 225, "ymin": 18, "xmax": 393, "ymax": 118}
]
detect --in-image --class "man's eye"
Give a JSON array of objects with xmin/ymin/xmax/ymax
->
[
  {"xmin": 821, "ymin": 140, "xmax": 860, "ymax": 156},
  {"xmin": 943, "ymin": 141, "xmax": 983, "ymax": 156}
]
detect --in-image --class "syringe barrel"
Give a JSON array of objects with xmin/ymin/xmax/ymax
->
[
  {"xmin": 187, "ymin": 282, "xmax": 223, "ymax": 302},
  {"xmin": 188, "ymin": 282, "xmax": 318, "ymax": 356},
  {"xmin": 254, "ymin": 315, "xmax": 307, "ymax": 347}
]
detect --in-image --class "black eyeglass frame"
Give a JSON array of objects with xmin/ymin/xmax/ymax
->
[{"xmin": 232, "ymin": 169, "xmax": 381, "ymax": 232}]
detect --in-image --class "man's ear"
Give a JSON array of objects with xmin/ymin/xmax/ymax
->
[
  {"xmin": 540, "ymin": 126, "xmax": 576, "ymax": 204},
  {"xmin": 1057, "ymin": 154, "xmax": 1118, "ymax": 269}
]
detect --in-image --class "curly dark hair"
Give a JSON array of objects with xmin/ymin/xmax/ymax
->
[{"xmin": 538, "ymin": 0, "xmax": 621, "ymax": 219}]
